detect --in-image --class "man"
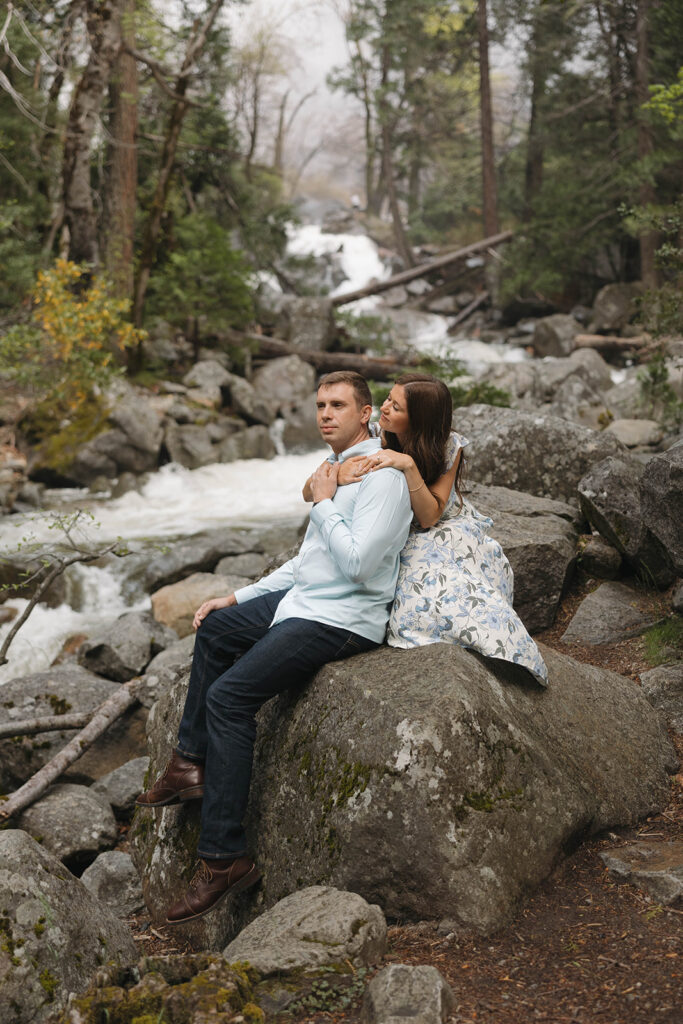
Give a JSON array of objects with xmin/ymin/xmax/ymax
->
[{"xmin": 137, "ymin": 371, "xmax": 413, "ymax": 924}]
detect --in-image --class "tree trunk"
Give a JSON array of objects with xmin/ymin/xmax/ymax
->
[
  {"xmin": 635, "ymin": 0, "xmax": 658, "ymax": 288},
  {"xmin": 102, "ymin": 0, "xmax": 138, "ymax": 300},
  {"xmin": 477, "ymin": 0, "xmax": 499, "ymax": 237},
  {"xmin": 131, "ymin": 0, "xmax": 226, "ymax": 331},
  {"xmin": 62, "ymin": 0, "xmax": 123, "ymax": 267},
  {"xmin": 380, "ymin": 44, "xmax": 413, "ymax": 268},
  {"xmin": 523, "ymin": 13, "xmax": 545, "ymax": 222}
]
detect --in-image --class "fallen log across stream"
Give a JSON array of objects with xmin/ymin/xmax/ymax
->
[
  {"xmin": 330, "ymin": 230, "xmax": 513, "ymax": 306},
  {"xmin": 217, "ymin": 328, "xmax": 421, "ymax": 379}
]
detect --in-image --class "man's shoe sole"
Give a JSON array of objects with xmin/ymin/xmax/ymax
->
[
  {"xmin": 135, "ymin": 785, "xmax": 204, "ymax": 808},
  {"xmin": 165, "ymin": 865, "xmax": 261, "ymax": 924}
]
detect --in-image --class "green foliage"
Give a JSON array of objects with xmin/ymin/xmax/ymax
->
[
  {"xmin": 334, "ymin": 311, "xmax": 395, "ymax": 354},
  {"xmin": 145, "ymin": 213, "xmax": 254, "ymax": 335},
  {"xmin": 418, "ymin": 354, "xmax": 511, "ymax": 408},
  {"xmin": 643, "ymin": 616, "xmax": 683, "ymax": 667},
  {"xmin": 283, "ymin": 967, "xmax": 368, "ymax": 1015},
  {"xmin": 0, "ymin": 260, "xmax": 142, "ymax": 413},
  {"xmin": 637, "ymin": 348, "xmax": 683, "ymax": 428}
]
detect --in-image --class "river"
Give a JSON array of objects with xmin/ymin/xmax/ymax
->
[{"xmin": 0, "ymin": 223, "xmax": 530, "ymax": 685}]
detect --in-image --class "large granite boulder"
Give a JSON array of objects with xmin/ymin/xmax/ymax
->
[
  {"xmin": 0, "ymin": 665, "xmax": 147, "ymax": 792},
  {"xmin": 223, "ymin": 886, "xmax": 386, "ymax": 975},
  {"xmin": 163, "ymin": 421, "xmax": 217, "ymax": 469},
  {"xmin": 468, "ymin": 483, "xmax": 580, "ymax": 632},
  {"xmin": 532, "ymin": 314, "xmax": 581, "ymax": 357},
  {"xmin": 80, "ymin": 850, "xmax": 145, "ymax": 917},
  {"xmin": 218, "ymin": 424, "xmax": 276, "ymax": 462},
  {"xmin": 131, "ymin": 643, "xmax": 674, "ymax": 946},
  {"xmin": 0, "ymin": 830, "xmax": 137, "ymax": 1024},
  {"xmin": 279, "ymin": 296, "xmax": 336, "ymax": 350},
  {"xmin": 560, "ymin": 581, "xmax": 659, "ymax": 645},
  {"xmin": 591, "ymin": 282, "xmax": 642, "ymax": 332},
  {"xmin": 150, "ymin": 571, "xmax": 251, "ymax": 637},
  {"xmin": 578, "ymin": 451, "xmax": 678, "ymax": 586},
  {"xmin": 66, "ymin": 387, "xmax": 164, "ymax": 484},
  {"xmin": 17, "ymin": 783, "xmax": 118, "ymax": 872},
  {"xmin": 121, "ymin": 526, "xmax": 260, "ymax": 593},
  {"xmin": 77, "ymin": 610, "xmax": 176, "ymax": 682},
  {"xmin": 251, "ymin": 355, "xmax": 317, "ymax": 420},
  {"xmin": 453, "ymin": 405, "xmax": 624, "ymax": 503}
]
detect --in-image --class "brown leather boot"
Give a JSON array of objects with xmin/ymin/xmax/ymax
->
[
  {"xmin": 165, "ymin": 856, "xmax": 261, "ymax": 924},
  {"xmin": 136, "ymin": 751, "xmax": 204, "ymax": 807}
]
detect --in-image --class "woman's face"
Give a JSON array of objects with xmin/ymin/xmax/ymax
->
[{"xmin": 379, "ymin": 385, "xmax": 410, "ymax": 440}]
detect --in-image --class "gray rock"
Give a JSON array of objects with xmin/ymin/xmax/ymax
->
[
  {"xmin": 223, "ymin": 886, "xmax": 386, "ymax": 975},
  {"xmin": 222, "ymin": 372, "xmax": 273, "ymax": 425},
  {"xmin": 454, "ymin": 405, "xmax": 624, "ymax": 503},
  {"xmin": 0, "ymin": 830, "xmax": 137, "ymax": 1024},
  {"xmin": 281, "ymin": 401, "xmax": 323, "ymax": 450},
  {"xmin": 672, "ymin": 580, "xmax": 683, "ymax": 614},
  {"xmin": 218, "ymin": 424, "xmax": 276, "ymax": 462},
  {"xmin": 600, "ymin": 842, "xmax": 683, "ymax": 905},
  {"xmin": 109, "ymin": 390, "xmax": 164, "ymax": 459},
  {"xmin": 578, "ymin": 455, "xmax": 675, "ymax": 586},
  {"xmin": 17, "ymin": 783, "xmax": 118, "ymax": 871},
  {"xmin": 77, "ymin": 610, "xmax": 174, "ymax": 682},
  {"xmin": 427, "ymin": 294, "xmax": 459, "ymax": 314},
  {"xmin": 561, "ymin": 581, "xmax": 659, "ymax": 645},
  {"xmin": 251, "ymin": 355, "xmax": 317, "ymax": 420},
  {"xmin": 139, "ymin": 635, "xmax": 196, "ymax": 707},
  {"xmin": 182, "ymin": 359, "xmax": 232, "ymax": 392},
  {"xmin": 360, "ymin": 964, "xmax": 455, "ymax": 1024},
  {"xmin": 468, "ymin": 483, "xmax": 580, "ymax": 633},
  {"xmin": 215, "ymin": 551, "xmax": 270, "ymax": 578},
  {"xmin": 122, "ymin": 527, "xmax": 258, "ymax": 592},
  {"xmin": 382, "ymin": 285, "xmax": 410, "ymax": 307},
  {"xmin": 547, "ymin": 375, "xmax": 607, "ymax": 428},
  {"xmin": 605, "ymin": 418, "xmax": 663, "ymax": 447},
  {"xmin": 163, "ymin": 421, "xmax": 216, "ymax": 469},
  {"xmin": 532, "ymin": 314, "xmax": 581, "ymax": 357},
  {"xmin": 640, "ymin": 443, "xmax": 683, "ymax": 577},
  {"xmin": 640, "ymin": 662, "xmax": 683, "ymax": 732},
  {"xmin": 580, "ymin": 535, "xmax": 622, "ymax": 579},
  {"xmin": 0, "ymin": 665, "xmax": 147, "ymax": 791},
  {"xmin": 602, "ymin": 374, "xmax": 642, "ymax": 420},
  {"xmin": 591, "ymin": 282, "xmax": 642, "ymax": 332},
  {"xmin": 91, "ymin": 756, "xmax": 150, "ymax": 817},
  {"xmin": 280, "ymin": 296, "xmax": 336, "ymax": 350},
  {"xmin": 150, "ymin": 572, "xmax": 251, "ymax": 637},
  {"xmin": 131, "ymin": 642, "xmax": 674, "ymax": 945},
  {"xmin": 534, "ymin": 348, "xmax": 614, "ymax": 403},
  {"xmin": 80, "ymin": 850, "xmax": 145, "ymax": 917}
]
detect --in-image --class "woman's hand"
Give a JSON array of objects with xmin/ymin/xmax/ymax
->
[
  {"xmin": 193, "ymin": 593, "xmax": 236, "ymax": 631},
  {"xmin": 351, "ymin": 449, "xmax": 414, "ymax": 477}
]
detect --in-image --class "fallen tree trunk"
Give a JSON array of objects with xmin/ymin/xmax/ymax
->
[
  {"xmin": 331, "ymin": 230, "xmax": 513, "ymax": 307},
  {"xmin": 0, "ymin": 680, "xmax": 140, "ymax": 822},
  {"xmin": 574, "ymin": 333, "xmax": 651, "ymax": 352},
  {"xmin": 217, "ymin": 329, "xmax": 420, "ymax": 379},
  {"xmin": 0, "ymin": 712, "xmax": 91, "ymax": 740},
  {"xmin": 448, "ymin": 290, "xmax": 490, "ymax": 331}
]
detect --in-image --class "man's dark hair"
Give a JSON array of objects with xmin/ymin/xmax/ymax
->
[{"xmin": 317, "ymin": 371, "xmax": 372, "ymax": 409}]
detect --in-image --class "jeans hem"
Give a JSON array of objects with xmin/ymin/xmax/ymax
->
[
  {"xmin": 197, "ymin": 849, "xmax": 248, "ymax": 861},
  {"xmin": 175, "ymin": 745, "xmax": 204, "ymax": 763}
]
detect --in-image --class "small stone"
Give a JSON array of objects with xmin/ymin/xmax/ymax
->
[
  {"xmin": 91, "ymin": 756, "xmax": 150, "ymax": 817},
  {"xmin": 605, "ymin": 418, "xmax": 664, "ymax": 448},
  {"xmin": 581, "ymin": 535, "xmax": 622, "ymax": 579},
  {"xmin": 80, "ymin": 850, "xmax": 145, "ymax": 917},
  {"xmin": 600, "ymin": 842, "xmax": 683, "ymax": 905},
  {"xmin": 223, "ymin": 886, "xmax": 386, "ymax": 976},
  {"xmin": 360, "ymin": 964, "xmax": 455, "ymax": 1024},
  {"xmin": 672, "ymin": 580, "xmax": 683, "ymax": 614},
  {"xmin": 561, "ymin": 581, "xmax": 659, "ymax": 645}
]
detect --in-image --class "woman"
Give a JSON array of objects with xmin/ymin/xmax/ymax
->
[{"xmin": 307, "ymin": 372, "xmax": 548, "ymax": 686}]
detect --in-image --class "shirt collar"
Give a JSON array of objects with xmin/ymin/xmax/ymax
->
[{"xmin": 327, "ymin": 437, "xmax": 380, "ymax": 464}]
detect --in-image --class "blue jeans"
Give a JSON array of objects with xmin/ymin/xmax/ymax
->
[{"xmin": 176, "ymin": 589, "xmax": 378, "ymax": 859}]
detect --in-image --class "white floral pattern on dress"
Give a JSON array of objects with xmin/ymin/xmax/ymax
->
[{"xmin": 387, "ymin": 432, "xmax": 549, "ymax": 686}]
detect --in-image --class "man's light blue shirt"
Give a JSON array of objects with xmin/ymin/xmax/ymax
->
[{"xmin": 234, "ymin": 437, "xmax": 412, "ymax": 642}]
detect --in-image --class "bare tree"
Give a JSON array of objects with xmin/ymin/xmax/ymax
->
[
  {"xmin": 478, "ymin": 0, "xmax": 499, "ymax": 237},
  {"xmin": 635, "ymin": 0, "xmax": 658, "ymax": 287}
]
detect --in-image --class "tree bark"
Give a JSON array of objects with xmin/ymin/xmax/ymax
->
[
  {"xmin": 477, "ymin": 0, "xmax": 499, "ymax": 237},
  {"xmin": 0, "ymin": 681, "xmax": 139, "ymax": 822},
  {"xmin": 62, "ymin": 0, "xmax": 123, "ymax": 267},
  {"xmin": 331, "ymin": 230, "xmax": 512, "ymax": 305},
  {"xmin": 523, "ymin": 11, "xmax": 545, "ymax": 222},
  {"xmin": 217, "ymin": 329, "xmax": 420, "ymax": 378},
  {"xmin": 635, "ymin": 0, "xmax": 658, "ymax": 288},
  {"xmin": 0, "ymin": 713, "xmax": 91, "ymax": 740},
  {"xmin": 132, "ymin": 0, "xmax": 226, "ymax": 330},
  {"xmin": 102, "ymin": 0, "xmax": 138, "ymax": 300}
]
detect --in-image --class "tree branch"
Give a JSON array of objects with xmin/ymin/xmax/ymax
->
[
  {"xmin": 0, "ymin": 712, "xmax": 91, "ymax": 740},
  {"xmin": 0, "ymin": 680, "xmax": 140, "ymax": 821}
]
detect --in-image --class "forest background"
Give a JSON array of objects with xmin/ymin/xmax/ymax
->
[{"xmin": 0, "ymin": 0, "xmax": 681, "ymax": 417}]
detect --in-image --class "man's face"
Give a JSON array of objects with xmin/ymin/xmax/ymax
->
[{"xmin": 316, "ymin": 383, "xmax": 371, "ymax": 453}]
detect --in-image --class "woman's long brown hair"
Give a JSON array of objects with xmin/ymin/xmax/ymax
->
[{"xmin": 383, "ymin": 373, "xmax": 464, "ymax": 502}]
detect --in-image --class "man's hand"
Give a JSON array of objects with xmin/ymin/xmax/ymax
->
[
  {"xmin": 193, "ymin": 593, "xmax": 237, "ymax": 631},
  {"xmin": 310, "ymin": 460, "xmax": 340, "ymax": 503}
]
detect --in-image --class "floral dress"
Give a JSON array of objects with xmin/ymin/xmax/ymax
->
[{"xmin": 387, "ymin": 432, "xmax": 549, "ymax": 686}]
